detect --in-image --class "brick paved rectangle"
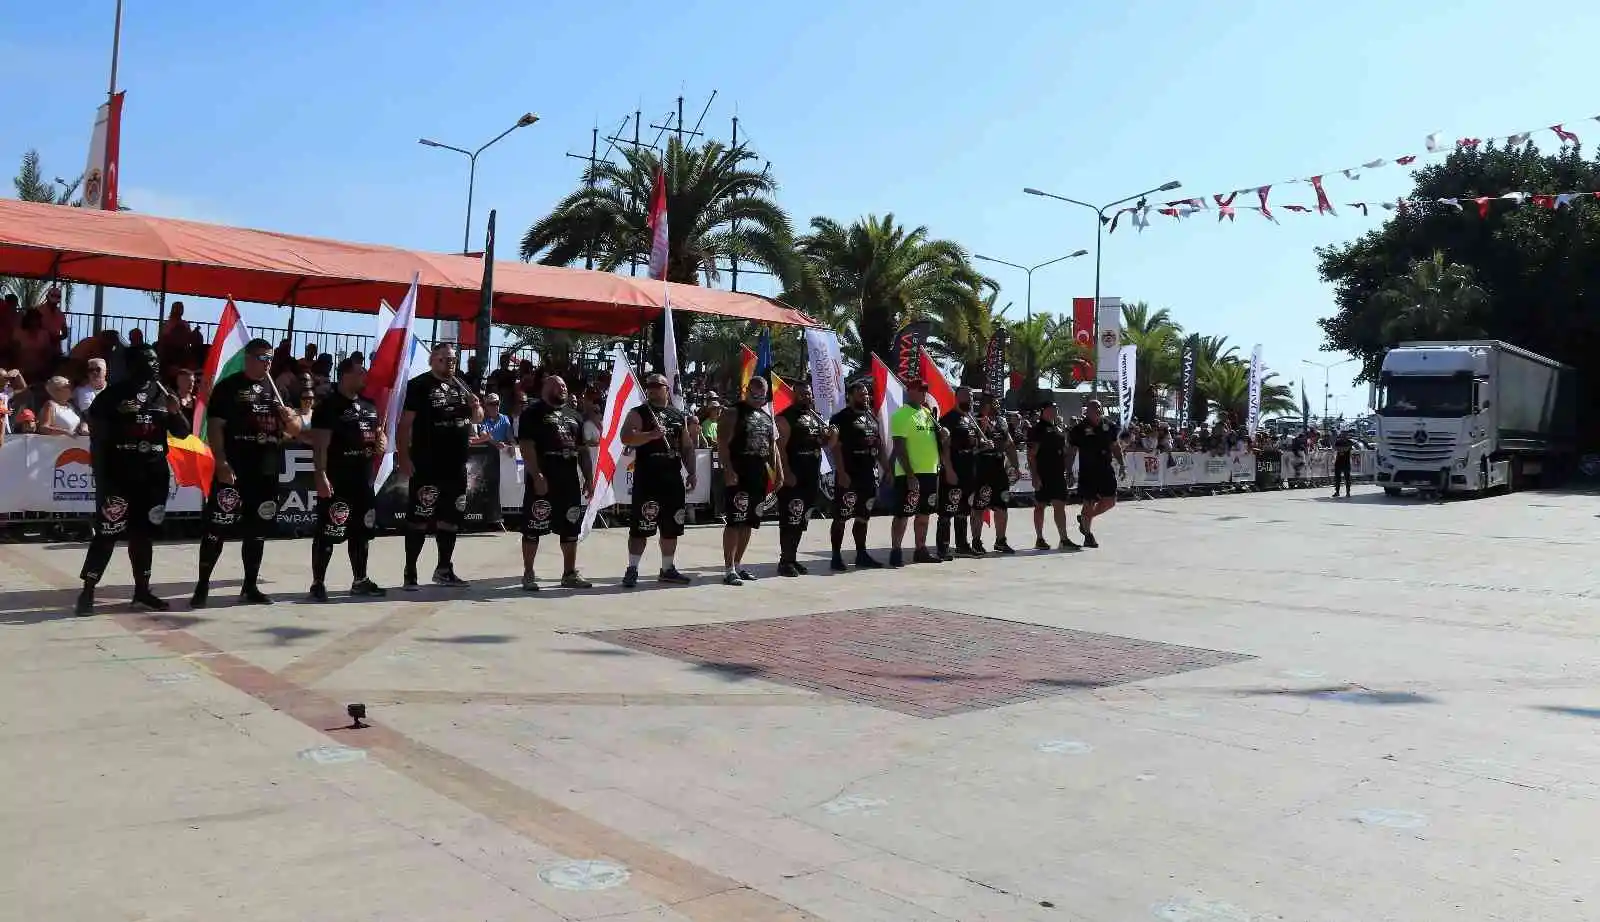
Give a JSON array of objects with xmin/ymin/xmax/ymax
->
[{"xmin": 585, "ymin": 607, "xmax": 1254, "ymax": 718}]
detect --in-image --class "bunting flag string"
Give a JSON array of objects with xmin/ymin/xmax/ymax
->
[
  {"xmin": 1118, "ymin": 189, "xmax": 1600, "ymax": 229},
  {"xmin": 1109, "ymin": 110, "xmax": 1600, "ymax": 233}
]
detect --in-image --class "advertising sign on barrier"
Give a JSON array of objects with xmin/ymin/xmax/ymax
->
[
  {"xmin": 1164, "ymin": 452, "xmax": 1196, "ymax": 487},
  {"xmin": 376, "ymin": 444, "xmax": 504, "ymax": 529}
]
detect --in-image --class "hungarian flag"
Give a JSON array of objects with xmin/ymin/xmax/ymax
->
[
  {"xmin": 770, "ymin": 372, "xmax": 794, "ymax": 415},
  {"xmin": 365, "ymin": 273, "xmax": 422, "ymax": 485},
  {"xmin": 580, "ymin": 345, "xmax": 644, "ymax": 540},
  {"xmin": 738, "ymin": 345, "xmax": 758, "ymax": 398},
  {"xmin": 194, "ymin": 299, "xmax": 251, "ymax": 432},
  {"xmin": 917, "ymin": 349, "xmax": 957, "ymax": 416},
  {"xmin": 166, "ymin": 434, "xmax": 215, "ymax": 497},
  {"xmin": 870, "ymin": 353, "xmax": 904, "ymax": 468}
]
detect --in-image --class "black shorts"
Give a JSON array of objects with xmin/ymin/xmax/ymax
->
[
  {"xmin": 777, "ymin": 469, "xmax": 820, "ymax": 530},
  {"xmin": 316, "ymin": 478, "xmax": 376, "ymax": 544},
  {"xmin": 408, "ymin": 467, "xmax": 467, "ymax": 529},
  {"xmin": 895, "ymin": 473, "xmax": 939, "ymax": 517},
  {"xmin": 725, "ymin": 462, "xmax": 770, "ymax": 528},
  {"xmin": 93, "ymin": 469, "xmax": 171, "ymax": 539},
  {"xmin": 631, "ymin": 476, "xmax": 687, "ymax": 540},
  {"xmin": 1076, "ymin": 463, "xmax": 1119, "ymax": 501},
  {"xmin": 1333, "ymin": 457, "xmax": 1352, "ymax": 473},
  {"xmin": 833, "ymin": 465, "xmax": 879, "ymax": 521},
  {"xmin": 1033, "ymin": 472, "xmax": 1071, "ymax": 505},
  {"xmin": 204, "ymin": 475, "xmax": 278, "ymax": 540},
  {"xmin": 939, "ymin": 456, "xmax": 977, "ymax": 517},
  {"xmin": 972, "ymin": 457, "xmax": 1011, "ymax": 511},
  {"xmin": 523, "ymin": 468, "xmax": 582, "ymax": 542}
]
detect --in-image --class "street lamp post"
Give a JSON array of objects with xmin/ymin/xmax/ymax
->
[
  {"xmin": 1022, "ymin": 180, "xmax": 1182, "ymax": 391},
  {"xmin": 971, "ymin": 250, "xmax": 1089, "ymax": 324},
  {"xmin": 418, "ymin": 113, "xmax": 539, "ymax": 342},
  {"xmin": 1303, "ymin": 358, "xmax": 1356, "ymax": 429}
]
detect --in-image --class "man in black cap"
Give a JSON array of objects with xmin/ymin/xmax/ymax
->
[
  {"xmin": 305, "ymin": 355, "xmax": 386, "ymax": 601},
  {"xmin": 75, "ymin": 344, "xmax": 190, "ymax": 615},
  {"xmin": 1027, "ymin": 400, "xmax": 1079, "ymax": 550},
  {"xmin": 774, "ymin": 379, "xmax": 826, "ymax": 577},
  {"xmin": 396, "ymin": 342, "xmax": 482, "ymax": 589},
  {"xmin": 717, "ymin": 376, "xmax": 781, "ymax": 585},
  {"xmin": 619, "ymin": 372, "xmax": 696, "ymax": 587},
  {"xmin": 827, "ymin": 379, "xmax": 886, "ymax": 570},
  {"xmin": 517, "ymin": 375, "xmax": 594, "ymax": 591},
  {"xmin": 969, "ymin": 393, "xmax": 1019, "ymax": 554},
  {"xmin": 1064, "ymin": 399, "xmax": 1125, "ymax": 548},
  {"xmin": 936, "ymin": 385, "xmax": 980, "ymax": 559},
  {"xmin": 192, "ymin": 337, "xmax": 300, "ymax": 607}
]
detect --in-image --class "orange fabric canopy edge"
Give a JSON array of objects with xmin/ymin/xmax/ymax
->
[{"xmin": 0, "ymin": 198, "xmax": 817, "ymax": 335}]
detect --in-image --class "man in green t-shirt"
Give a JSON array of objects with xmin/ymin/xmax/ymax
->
[{"xmin": 889, "ymin": 378, "xmax": 943, "ymax": 567}]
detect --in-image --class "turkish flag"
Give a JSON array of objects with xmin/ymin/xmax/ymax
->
[{"xmin": 917, "ymin": 349, "xmax": 957, "ymax": 416}]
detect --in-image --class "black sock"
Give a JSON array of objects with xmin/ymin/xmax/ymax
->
[
  {"xmin": 954, "ymin": 518, "xmax": 969, "ymax": 547},
  {"xmin": 436, "ymin": 530, "xmax": 457, "ymax": 569},
  {"xmin": 311, "ymin": 538, "xmax": 334, "ymax": 586},
  {"xmin": 196, "ymin": 534, "xmax": 224, "ymax": 588},
  {"xmin": 853, "ymin": 520, "xmax": 869, "ymax": 552},
  {"xmin": 128, "ymin": 534, "xmax": 153, "ymax": 593},
  {"xmin": 241, "ymin": 538, "xmax": 265, "ymax": 591},
  {"xmin": 404, "ymin": 531, "xmax": 425, "ymax": 574},
  {"xmin": 936, "ymin": 517, "xmax": 950, "ymax": 549},
  {"xmin": 830, "ymin": 521, "xmax": 846, "ymax": 555},
  {"xmin": 348, "ymin": 538, "xmax": 369, "ymax": 581},
  {"xmin": 779, "ymin": 527, "xmax": 799, "ymax": 563},
  {"xmin": 80, "ymin": 535, "xmax": 116, "ymax": 585}
]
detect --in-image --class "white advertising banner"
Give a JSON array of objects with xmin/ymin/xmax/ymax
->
[
  {"xmin": 1117, "ymin": 344, "xmax": 1137, "ymax": 421},
  {"xmin": 1095, "ymin": 297, "xmax": 1123, "ymax": 382}
]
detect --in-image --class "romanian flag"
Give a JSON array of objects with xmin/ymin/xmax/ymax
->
[
  {"xmin": 738, "ymin": 345, "xmax": 758, "ymax": 398},
  {"xmin": 770, "ymin": 373, "xmax": 794, "ymax": 414},
  {"xmin": 166, "ymin": 434, "xmax": 215, "ymax": 498}
]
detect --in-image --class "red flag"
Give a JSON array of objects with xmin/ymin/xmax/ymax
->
[
  {"xmin": 1071, "ymin": 297, "xmax": 1096, "ymax": 382},
  {"xmin": 1396, "ymin": 155, "xmax": 1417, "ymax": 166},
  {"xmin": 738, "ymin": 345, "xmax": 757, "ymax": 398},
  {"xmin": 104, "ymin": 92, "xmax": 124, "ymax": 211},
  {"xmin": 363, "ymin": 275, "xmax": 418, "ymax": 407},
  {"xmin": 1256, "ymin": 185, "xmax": 1274, "ymax": 221},
  {"xmin": 1475, "ymin": 196, "xmax": 1491, "ymax": 218},
  {"xmin": 166, "ymin": 434, "xmax": 215, "ymax": 498},
  {"xmin": 647, "ymin": 166, "xmax": 669, "ymax": 281},
  {"xmin": 1552, "ymin": 124, "xmax": 1580, "ymax": 145},
  {"xmin": 1310, "ymin": 176, "xmax": 1335, "ymax": 215},
  {"xmin": 917, "ymin": 349, "xmax": 956, "ymax": 416},
  {"xmin": 770, "ymin": 373, "xmax": 794, "ymax": 414}
]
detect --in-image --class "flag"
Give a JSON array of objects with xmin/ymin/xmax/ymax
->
[
  {"xmin": 82, "ymin": 91, "xmax": 125, "ymax": 211},
  {"xmin": 1071, "ymin": 297, "xmax": 1096, "ymax": 383},
  {"xmin": 891, "ymin": 321, "xmax": 933, "ymax": 381},
  {"xmin": 1117, "ymin": 345, "xmax": 1137, "ymax": 424},
  {"xmin": 470, "ymin": 208, "xmax": 496, "ymax": 359},
  {"xmin": 1178, "ymin": 337, "xmax": 1197, "ymax": 429},
  {"xmin": 1301, "ymin": 378, "xmax": 1311, "ymax": 428},
  {"xmin": 662, "ymin": 294, "xmax": 682, "ymax": 410},
  {"xmin": 983, "ymin": 329, "xmax": 1009, "ymax": 399},
  {"xmin": 803, "ymin": 328, "xmax": 846, "ymax": 421},
  {"xmin": 770, "ymin": 373, "xmax": 794, "ymax": 415},
  {"xmin": 166, "ymin": 433, "xmax": 215, "ymax": 498},
  {"xmin": 1247, "ymin": 345, "xmax": 1263, "ymax": 438},
  {"xmin": 193, "ymin": 299, "xmax": 251, "ymax": 432},
  {"xmin": 870, "ymin": 353, "xmax": 904, "ymax": 468},
  {"xmin": 580, "ymin": 345, "xmax": 644, "ymax": 540},
  {"xmin": 755, "ymin": 326, "xmax": 773, "ymax": 378},
  {"xmin": 738, "ymin": 345, "xmax": 758, "ymax": 398},
  {"xmin": 917, "ymin": 349, "xmax": 957, "ymax": 416},
  {"xmin": 647, "ymin": 166, "xmax": 669, "ymax": 281},
  {"xmin": 365, "ymin": 273, "xmax": 421, "ymax": 484}
]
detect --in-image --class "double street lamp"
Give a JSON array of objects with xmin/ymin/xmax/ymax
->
[
  {"xmin": 971, "ymin": 250, "xmax": 1089, "ymax": 323},
  {"xmin": 1303, "ymin": 357, "xmax": 1357, "ymax": 427}
]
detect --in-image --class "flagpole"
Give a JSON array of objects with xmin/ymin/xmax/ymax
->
[{"xmin": 91, "ymin": 0, "xmax": 123, "ymax": 334}]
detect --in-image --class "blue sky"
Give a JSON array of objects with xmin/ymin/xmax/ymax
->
[{"xmin": 4, "ymin": 0, "xmax": 1595, "ymax": 418}]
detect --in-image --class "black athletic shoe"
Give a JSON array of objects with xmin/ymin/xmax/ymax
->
[
  {"xmin": 74, "ymin": 588, "xmax": 94, "ymax": 616},
  {"xmin": 735, "ymin": 568, "xmax": 758, "ymax": 582},
  {"xmin": 241, "ymin": 587, "xmax": 274, "ymax": 605},
  {"xmin": 1034, "ymin": 537, "xmax": 1051, "ymax": 550},
  {"xmin": 658, "ymin": 567, "xmax": 692, "ymax": 585},
  {"xmin": 940, "ymin": 547, "xmax": 955, "ymax": 562},
  {"xmin": 888, "ymin": 549, "xmax": 904, "ymax": 568},
  {"xmin": 521, "ymin": 574, "xmax": 541, "ymax": 592},
  {"xmin": 350, "ymin": 578, "xmax": 386, "ymax": 597},
  {"xmin": 621, "ymin": 566, "xmax": 639, "ymax": 588},
  {"xmin": 189, "ymin": 586, "xmax": 209, "ymax": 610},
  {"xmin": 969, "ymin": 539, "xmax": 987, "ymax": 556},
  {"xmin": 856, "ymin": 553, "xmax": 884, "ymax": 569},
  {"xmin": 1083, "ymin": 532, "xmax": 1100, "ymax": 549},
  {"xmin": 913, "ymin": 549, "xmax": 939, "ymax": 564},
  {"xmin": 402, "ymin": 570, "xmax": 420, "ymax": 592},
  {"xmin": 432, "ymin": 567, "xmax": 468, "ymax": 589},
  {"xmin": 1059, "ymin": 537, "xmax": 1082, "ymax": 551},
  {"xmin": 722, "ymin": 571, "xmax": 744, "ymax": 586},
  {"xmin": 830, "ymin": 554, "xmax": 849, "ymax": 572},
  {"xmin": 793, "ymin": 561, "xmax": 809, "ymax": 575},
  {"xmin": 995, "ymin": 540, "xmax": 1015, "ymax": 555},
  {"xmin": 560, "ymin": 571, "xmax": 593, "ymax": 589},
  {"xmin": 777, "ymin": 562, "xmax": 801, "ymax": 578},
  {"xmin": 131, "ymin": 590, "xmax": 169, "ymax": 612},
  {"xmin": 308, "ymin": 583, "xmax": 329, "ymax": 603}
]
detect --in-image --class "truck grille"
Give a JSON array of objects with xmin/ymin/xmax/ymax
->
[{"xmin": 1386, "ymin": 431, "xmax": 1457, "ymax": 464}]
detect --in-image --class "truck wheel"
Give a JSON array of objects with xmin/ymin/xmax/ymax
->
[
  {"xmin": 1383, "ymin": 487, "xmax": 1403, "ymax": 497},
  {"xmin": 1508, "ymin": 457, "xmax": 1524, "ymax": 493}
]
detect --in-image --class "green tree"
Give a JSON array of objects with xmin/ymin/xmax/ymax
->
[
  {"xmin": 1369, "ymin": 249, "xmax": 1490, "ymax": 343},
  {"xmin": 1196, "ymin": 362, "xmax": 1295, "ymax": 426},
  {"xmin": 1007, "ymin": 312, "xmax": 1090, "ymax": 393},
  {"xmin": 2, "ymin": 149, "xmax": 81, "ymax": 309},
  {"xmin": 1118, "ymin": 301, "xmax": 1183, "ymax": 421},
  {"xmin": 927, "ymin": 281, "xmax": 1000, "ymax": 387}
]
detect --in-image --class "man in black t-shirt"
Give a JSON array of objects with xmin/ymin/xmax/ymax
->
[
  {"xmin": 75, "ymin": 345, "xmax": 190, "ymax": 615},
  {"xmin": 775, "ymin": 380, "xmax": 827, "ymax": 577},
  {"xmin": 1063, "ymin": 399, "xmax": 1125, "ymax": 549},
  {"xmin": 397, "ymin": 343, "xmax": 482, "ymax": 589},
  {"xmin": 969, "ymin": 394, "xmax": 1019, "ymax": 555},
  {"xmin": 827, "ymin": 380, "xmax": 887, "ymax": 571},
  {"xmin": 1027, "ymin": 401, "xmax": 1079, "ymax": 551},
  {"xmin": 192, "ymin": 338, "xmax": 299, "ymax": 608},
  {"xmin": 619, "ymin": 373, "xmax": 697, "ymax": 588},
  {"xmin": 717, "ymin": 376, "xmax": 782, "ymax": 586},
  {"xmin": 517, "ymin": 376, "xmax": 594, "ymax": 591},
  {"xmin": 306, "ymin": 356, "xmax": 385, "ymax": 601},
  {"xmin": 1332, "ymin": 430, "xmax": 1355, "ymax": 497},
  {"xmin": 936, "ymin": 387, "xmax": 980, "ymax": 559}
]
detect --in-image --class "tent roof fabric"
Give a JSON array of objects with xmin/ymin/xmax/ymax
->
[{"xmin": 0, "ymin": 198, "xmax": 815, "ymax": 334}]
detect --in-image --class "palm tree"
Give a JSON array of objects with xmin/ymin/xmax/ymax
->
[
  {"xmin": 2, "ymin": 150, "xmax": 81, "ymax": 309},
  {"xmin": 1180, "ymin": 334, "xmax": 1239, "ymax": 424},
  {"xmin": 1119, "ymin": 301, "xmax": 1183, "ymax": 421},
  {"xmin": 1008, "ymin": 313, "xmax": 1091, "ymax": 393},
  {"xmin": 1196, "ymin": 361, "xmax": 1295, "ymax": 426},
  {"xmin": 927, "ymin": 281, "xmax": 1001, "ymax": 387},
  {"xmin": 1370, "ymin": 250, "xmax": 1489, "ymax": 343},
  {"xmin": 795, "ymin": 214, "xmax": 989, "ymax": 367},
  {"xmin": 520, "ymin": 136, "xmax": 800, "ymax": 363}
]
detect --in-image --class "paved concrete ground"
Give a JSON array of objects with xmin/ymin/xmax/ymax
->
[{"xmin": 4, "ymin": 485, "xmax": 1600, "ymax": 921}]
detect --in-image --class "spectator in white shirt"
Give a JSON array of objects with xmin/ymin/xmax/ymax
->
[
  {"xmin": 41, "ymin": 376, "xmax": 88, "ymax": 437},
  {"xmin": 75, "ymin": 358, "xmax": 108, "ymax": 412}
]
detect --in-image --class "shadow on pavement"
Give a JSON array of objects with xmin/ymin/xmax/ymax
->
[
  {"xmin": 255, "ymin": 625, "xmax": 331, "ymax": 646},
  {"xmin": 0, "ymin": 580, "xmax": 244, "ymax": 626},
  {"xmin": 416, "ymin": 633, "xmax": 517, "ymax": 645},
  {"xmin": 1533, "ymin": 705, "xmax": 1600, "ymax": 719},
  {"xmin": 1235, "ymin": 685, "xmax": 1438, "ymax": 705}
]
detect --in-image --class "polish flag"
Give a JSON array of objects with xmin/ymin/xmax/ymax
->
[
  {"xmin": 580, "ymin": 345, "xmax": 644, "ymax": 540},
  {"xmin": 364, "ymin": 273, "xmax": 421, "ymax": 484},
  {"xmin": 870, "ymin": 353, "xmax": 903, "ymax": 467},
  {"xmin": 917, "ymin": 348, "xmax": 957, "ymax": 416}
]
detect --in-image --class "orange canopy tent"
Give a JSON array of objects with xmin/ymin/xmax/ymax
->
[{"xmin": 0, "ymin": 198, "xmax": 815, "ymax": 334}]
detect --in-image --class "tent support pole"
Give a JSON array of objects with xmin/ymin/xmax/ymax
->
[{"xmin": 157, "ymin": 263, "xmax": 168, "ymax": 324}]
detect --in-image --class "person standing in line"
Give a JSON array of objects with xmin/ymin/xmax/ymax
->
[
  {"xmin": 969, "ymin": 393, "xmax": 1019, "ymax": 555},
  {"xmin": 717, "ymin": 376, "xmax": 781, "ymax": 586},
  {"xmin": 1027, "ymin": 401, "xmax": 1079, "ymax": 551},
  {"xmin": 937, "ymin": 386, "xmax": 981, "ymax": 558},
  {"xmin": 75, "ymin": 345, "xmax": 190, "ymax": 615},
  {"xmin": 396, "ymin": 343, "xmax": 482, "ymax": 590},
  {"xmin": 618, "ymin": 373, "xmax": 697, "ymax": 588},
  {"xmin": 774, "ymin": 379, "xmax": 827, "ymax": 577},
  {"xmin": 828, "ymin": 380, "xmax": 887, "ymax": 571},
  {"xmin": 889, "ymin": 378, "xmax": 942, "ymax": 567},
  {"xmin": 516, "ymin": 375, "xmax": 594, "ymax": 591},
  {"xmin": 1063, "ymin": 399, "xmax": 1125, "ymax": 549},
  {"xmin": 305, "ymin": 356, "xmax": 387, "ymax": 602},
  {"xmin": 1331, "ymin": 429, "xmax": 1355, "ymax": 497},
  {"xmin": 191, "ymin": 338, "xmax": 299, "ymax": 608}
]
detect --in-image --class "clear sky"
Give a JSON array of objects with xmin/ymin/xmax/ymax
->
[{"xmin": 4, "ymin": 0, "xmax": 1595, "ymax": 418}]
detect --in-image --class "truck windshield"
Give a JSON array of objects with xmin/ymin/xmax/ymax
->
[{"xmin": 1380, "ymin": 377, "xmax": 1472, "ymax": 417}]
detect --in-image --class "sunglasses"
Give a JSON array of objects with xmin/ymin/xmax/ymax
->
[
  {"xmin": 249, "ymin": 353, "xmax": 272, "ymax": 362},
  {"xmin": 645, "ymin": 382, "xmax": 667, "ymax": 389}
]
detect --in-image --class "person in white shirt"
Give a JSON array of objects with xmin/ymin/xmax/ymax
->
[
  {"xmin": 41, "ymin": 376, "xmax": 88, "ymax": 437},
  {"xmin": 75, "ymin": 358, "xmax": 108, "ymax": 413},
  {"xmin": 0, "ymin": 368, "xmax": 26, "ymax": 434}
]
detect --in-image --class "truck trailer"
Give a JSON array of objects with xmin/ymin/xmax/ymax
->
[{"xmin": 1374, "ymin": 340, "xmax": 1575, "ymax": 497}]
